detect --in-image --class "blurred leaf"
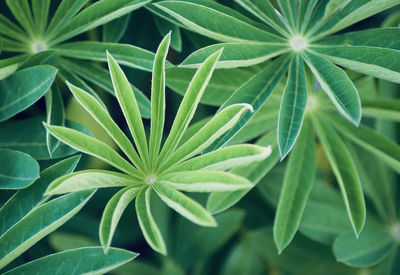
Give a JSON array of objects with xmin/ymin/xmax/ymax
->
[{"xmin": 103, "ymin": 14, "xmax": 131, "ymax": 43}]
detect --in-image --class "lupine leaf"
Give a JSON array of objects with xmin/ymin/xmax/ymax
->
[
  {"xmin": 278, "ymin": 55, "xmax": 308, "ymax": 159},
  {"xmin": 100, "ymin": 186, "xmax": 141, "ymax": 252},
  {"xmin": 45, "ymin": 86, "xmax": 64, "ymax": 156},
  {"xmin": 5, "ymin": 0, "xmax": 35, "ymax": 38},
  {"xmin": 277, "ymin": 0, "xmax": 298, "ymax": 31},
  {"xmin": 103, "ymin": 14, "xmax": 131, "ymax": 43},
  {"xmin": 158, "ymin": 49, "xmax": 222, "ymax": 164},
  {"xmin": 3, "ymin": 247, "xmax": 138, "ymax": 275},
  {"xmin": 136, "ymin": 187, "xmax": 167, "ymax": 255},
  {"xmin": 45, "ymin": 170, "xmax": 143, "ymax": 195},
  {"xmin": 274, "ymin": 117, "xmax": 316, "ymax": 253},
  {"xmin": 362, "ymin": 99, "xmax": 400, "ymax": 121},
  {"xmin": 312, "ymin": 115, "xmax": 365, "ymax": 237},
  {"xmin": 31, "ymin": 0, "xmax": 50, "ymax": 36},
  {"xmin": 0, "ymin": 190, "xmax": 94, "ymax": 269},
  {"xmin": 304, "ymin": 51, "xmax": 361, "ymax": 126},
  {"xmin": 153, "ymin": 181, "xmax": 216, "ymax": 227},
  {"xmin": 154, "ymin": 15, "xmax": 182, "ymax": 52},
  {"xmin": 0, "ymin": 14, "xmax": 27, "ymax": 42},
  {"xmin": 159, "ymin": 171, "xmax": 253, "ymax": 192},
  {"xmin": 44, "ymin": 123, "xmax": 138, "ymax": 175},
  {"xmin": 0, "ymin": 65, "xmax": 57, "ymax": 122},
  {"xmin": 0, "ymin": 148, "xmax": 39, "ymax": 189}
]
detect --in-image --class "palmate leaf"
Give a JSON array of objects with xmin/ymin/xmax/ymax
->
[
  {"xmin": 312, "ymin": 115, "xmax": 366, "ymax": 237},
  {"xmin": 277, "ymin": 0, "xmax": 298, "ymax": 32},
  {"xmin": 362, "ymin": 99, "xmax": 400, "ymax": 121},
  {"xmin": 5, "ymin": 0, "xmax": 35, "ymax": 38},
  {"xmin": 274, "ymin": 117, "xmax": 316, "ymax": 253},
  {"xmin": 31, "ymin": 0, "xmax": 50, "ymax": 36},
  {"xmin": 3, "ymin": 247, "xmax": 138, "ymax": 275}
]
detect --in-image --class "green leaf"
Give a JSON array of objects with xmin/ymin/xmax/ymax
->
[
  {"xmin": 44, "ymin": 123, "xmax": 138, "ymax": 175},
  {"xmin": 158, "ymin": 49, "xmax": 222, "ymax": 164},
  {"xmin": 310, "ymin": 0, "xmax": 400, "ymax": 39},
  {"xmin": 44, "ymin": 0, "xmax": 88, "ymax": 41},
  {"xmin": 56, "ymin": 41, "xmax": 167, "ymax": 72},
  {"xmin": 60, "ymin": 59, "xmax": 151, "ymax": 118},
  {"xmin": 207, "ymin": 129, "xmax": 280, "ymax": 214},
  {"xmin": 333, "ymin": 225, "xmax": 396, "ymax": 267},
  {"xmin": 5, "ymin": 0, "xmax": 34, "ymax": 38},
  {"xmin": 298, "ymin": 0, "xmax": 317, "ymax": 33},
  {"xmin": 0, "ymin": 55, "xmax": 28, "ymax": 81},
  {"xmin": 0, "ymin": 118, "xmax": 88, "ymax": 160},
  {"xmin": 234, "ymin": 0, "xmax": 291, "ymax": 36},
  {"xmin": 32, "ymin": 0, "xmax": 50, "ymax": 36},
  {"xmin": 362, "ymin": 99, "xmax": 400, "ymax": 121},
  {"xmin": 278, "ymin": 55, "xmax": 308, "ymax": 159},
  {"xmin": 170, "ymin": 144, "xmax": 271, "ymax": 172},
  {"xmin": 154, "ymin": 0, "xmax": 285, "ymax": 43},
  {"xmin": 159, "ymin": 171, "xmax": 252, "ymax": 192},
  {"xmin": 49, "ymin": 0, "xmax": 151, "ymax": 45},
  {"xmin": 277, "ymin": 0, "xmax": 298, "ymax": 31},
  {"xmin": 274, "ymin": 117, "xmax": 316, "ymax": 253},
  {"xmin": 304, "ymin": 51, "xmax": 361, "ymax": 126},
  {"xmin": 19, "ymin": 50, "xmax": 59, "ymax": 70},
  {"xmin": 0, "ymin": 65, "xmax": 57, "ymax": 122},
  {"xmin": 0, "ymin": 190, "xmax": 94, "ymax": 269},
  {"xmin": 0, "ymin": 155, "xmax": 80, "ymax": 236},
  {"xmin": 136, "ymin": 187, "xmax": 167, "ymax": 255},
  {"xmin": 0, "ymin": 148, "xmax": 39, "ymax": 189},
  {"xmin": 107, "ymin": 52, "xmax": 150, "ymax": 168},
  {"xmin": 324, "ymin": 112, "xmax": 400, "ymax": 174},
  {"xmin": 45, "ymin": 86, "xmax": 64, "ymax": 156},
  {"xmin": 180, "ymin": 43, "xmax": 289, "ymax": 69},
  {"xmin": 161, "ymin": 103, "xmax": 252, "ymax": 170},
  {"xmin": 3, "ymin": 247, "xmax": 138, "ymax": 275},
  {"xmin": 166, "ymin": 67, "xmax": 252, "ymax": 106},
  {"xmin": 103, "ymin": 14, "xmax": 131, "ymax": 43},
  {"xmin": 311, "ymin": 115, "xmax": 365, "ymax": 237},
  {"xmin": 0, "ymin": 14, "xmax": 28, "ymax": 42},
  {"xmin": 45, "ymin": 170, "xmax": 143, "ymax": 195},
  {"xmin": 154, "ymin": 15, "xmax": 182, "ymax": 52},
  {"xmin": 149, "ymin": 34, "xmax": 170, "ymax": 167},
  {"xmin": 67, "ymin": 82, "xmax": 143, "ymax": 170},
  {"xmin": 100, "ymin": 186, "xmax": 141, "ymax": 252},
  {"xmin": 205, "ymin": 56, "xmax": 290, "ymax": 152},
  {"xmin": 153, "ymin": 181, "xmax": 216, "ymax": 227}
]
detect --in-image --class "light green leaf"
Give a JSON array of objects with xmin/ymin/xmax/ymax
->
[
  {"xmin": 159, "ymin": 171, "xmax": 252, "ymax": 192},
  {"xmin": 180, "ymin": 43, "xmax": 289, "ymax": 69},
  {"xmin": 60, "ymin": 59, "xmax": 151, "ymax": 118},
  {"xmin": 154, "ymin": 15, "xmax": 182, "ymax": 52},
  {"xmin": 277, "ymin": 0, "xmax": 298, "ymax": 31},
  {"xmin": 304, "ymin": 50, "xmax": 361, "ymax": 126},
  {"xmin": 274, "ymin": 117, "xmax": 316, "ymax": 253},
  {"xmin": 298, "ymin": 0, "xmax": 317, "ymax": 33},
  {"xmin": 205, "ymin": 56, "xmax": 290, "ymax": 152},
  {"xmin": 324, "ymin": 112, "xmax": 400, "ymax": 173},
  {"xmin": 19, "ymin": 50, "xmax": 59, "ymax": 70},
  {"xmin": 362, "ymin": 99, "xmax": 400, "ymax": 121},
  {"xmin": 107, "ymin": 52, "xmax": 150, "ymax": 168},
  {"xmin": 207, "ymin": 130, "xmax": 280, "ymax": 214},
  {"xmin": 154, "ymin": 0, "xmax": 285, "ymax": 43},
  {"xmin": 3, "ymin": 247, "xmax": 138, "ymax": 275},
  {"xmin": 103, "ymin": 14, "xmax": 131, "ymax": 43},
  {"xmin": 0, "ymin": 190, "xmax": 94, "ymax": 269},
  {"xmin": 136, "ymin": 187, "xmax": 167, "ymax": 255},
  {"xmin": 333, "ymin": 226, "xmax": 396, "ymax": 267},
  {"xmin": 166, "ymin": 67, "xmax": 252, "ymax": 106},
  {"xmin": 100, "ymin": 186, "xmax": 141, "ymax": 252},
  {"xmin": 158, "ymin": 49, "xmax": 222, "ymax": 164},
  {"xmin": 67, "ymin": 82, "xmax": 143, "ymax": 170},
  {"xmin": 45, "ymin": 170, "xmax": 143, "ymax": 195},
  {"xmin": 234, "ymin": 0, "xmax": 291, "ymax": 36},
  {"xmin": 44, "ymin": 0, "xmax": 88, "ymax": 41},
  {"xmin": 49, "ymin": 0, "xmax": 151, "ymax": 45},
  {"xmin": 44, "ymin": 123, "xmax": 138, "ymax": 175},
  {"xmin": 310, "ymin": 0, "xmax": 400, "ymax": 39},
  {"xmin": 5, "ymin": 0, "xmax": 34, "ymax": 38},
  {"xmin": 0, "ymin": 55, "xmax": 28, "ymax": 81},
  {"xmin": 0, "ymin": 65, "xmax": 57, "ymax": 122},
  {"xmin": 278, "ymin": 55, "xmax": 308, "ymax": 159},
  {"xmin": 161, "ymin": 103, "xmax": 252, "ymax": 170},
  {"xmin": 0, "ymin": 14, "xmax": 28, "ymax": 42},
  {"xmin": 312, "ymin": 115, "xmax": 365, "ymax": 237},
  {"xmin": 153, "ymin": 181, "xmax": 216, "ymax": 227},
  {"xmin": 149, "ymin": 34, "xmax": 170, "ymax": 167},
  {"xmin": 324, "ymin": 0, "xmax": 349, "ymax": 19},
  {"xmin": 32, "ymin": 0, "xmax": 50, "ymax": 36},
  {"xmin": 170, "ymin": 144, "xmax": 271, "ymax": 172},
  {"xmin": 55, "ymin": 41, "xmax": 169, "ymax": 72},
  {"xmin": 0, "ymin": 148, "xmax": 39, "ymax": 189},
  {"xmin": 0, "ymin": 118, "xmax": 88, "ymax": 160},
  {"xmin": 45, "ymin": 86, "xmax": 64, "ymax": 156},
  {"xmin": 0, "ymin": 155, "xmax": 80, "ymax": 236}
]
